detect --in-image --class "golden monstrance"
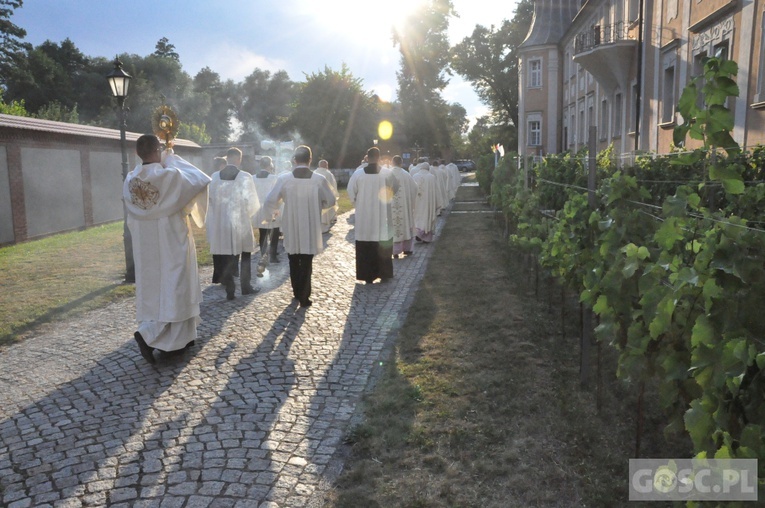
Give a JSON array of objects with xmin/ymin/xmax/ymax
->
[{"xmin": 151, "ymin": 104, "xmax": 180, "ymax": 148}]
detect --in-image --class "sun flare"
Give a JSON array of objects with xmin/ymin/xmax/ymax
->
[{"xmin": 307, "ymin": 0, "xmax": 425, "ymax": 35}]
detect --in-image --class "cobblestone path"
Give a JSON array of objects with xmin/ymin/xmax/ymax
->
[{"xmin": 0, "ymin": 205, "xmax": 448, "ymax": 508}]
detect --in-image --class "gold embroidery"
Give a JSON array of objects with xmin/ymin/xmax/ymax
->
[{"xmin": 129, "ymin": 178, "xmax": 160, "ymax": 210}]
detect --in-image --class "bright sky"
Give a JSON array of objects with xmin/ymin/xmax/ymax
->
[{"xmin": 13, "ymin": 0, "xmax": 517, "ymax": 127}]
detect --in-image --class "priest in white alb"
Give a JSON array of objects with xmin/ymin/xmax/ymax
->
[
  {"xmin": 446, "ymin": 160, "xmax": 461, "ymax": 200},
  {"xmin": 124, "ymin": 134, "xmax": 211, "ymax": 364},
  {"xmin": 263, "ymin": 145, "xmax": 336, "ymax": 308},
  {"xmin": 389, "ymin": 155, "xmax": 417, "ymax": 257},
  {"xmin": 347, "ymin": 146, "xmax": 400, "ymax": 283},
  {"xmin": 315, "ymin": 159, "xmax": 340, "ymax": 233},
  {"xmin": 412, "ymin": 160, "xmax": 440, "ymax": 243},
  {"xmin": 206, "ymin": 147, "xmax": 261, "ymax": 300},
  {"xmin": 252, "ymin": 155, "xmax": 282, "ymax": 266}
]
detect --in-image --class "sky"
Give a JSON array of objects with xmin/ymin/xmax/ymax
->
[{"xmin": 12, "ymin": 0, "xmax": 519, "ymax": 127}]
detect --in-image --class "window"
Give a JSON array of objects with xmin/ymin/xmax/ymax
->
[
  {"xmin": 714, "ymin": 40, "xmax": 729, "ymax": 60},
  {"xmin": 570, "ymin": 112, "xmax": 576, "ymax": 146},
  {"xmin": 693, "ymin": 51, "xmax": 707, "ymax": 109},
  {"xmin": 628, "ymin": 0, "xmax": 640, "ymax": 22},
  {"xmin": 661, "ymin": 65, "xmax": 676, "ymax": 123},
  {"xmin": 588, "ymin": 95, "xmax": 595, "ymax": 140},
  {"xmin": 600, "ymin": 98, "xmax": 609, "ymax": 139},
  {"xmin": 563, "ymin": 113, "xmax": 569, "ymax": 149},
  {"xmin": 528, "ymin": 118, "xmax": 542, "ymax": 146},
  {"xmin": 661, "ymin": 49, "xmax": 677, "ymax": 124},
  {"xmin": 630, "ymin": 83, "xmax": 639, "ymax": 133},
  {"xmin": 529, "ymin": 59, "xmax": 542, "ymax": 88},
  {"xmin": 757, "ymin": 15, "xmax": 765, "ymax": 101},
  {"xmin": 614, "ymin": 92, "xmax": 622, "ymax": 136}
]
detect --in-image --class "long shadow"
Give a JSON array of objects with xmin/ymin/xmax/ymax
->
[
  {"xmin": 0, "ymin": 261, "xmax": 293, "ymax": 504},
  {"xmin": 121, "ymin": 301, "xmax": 307, "ymax": 502},
  {"xmin": 0, "ymin": 206, "xmax": 438, "ymax": 506},
  {"xmin": 248, "ymin": 210, "xmax": 442, "ymax": 504}
]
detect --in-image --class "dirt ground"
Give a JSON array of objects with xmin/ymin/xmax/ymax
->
[{"xmin": 323, "ymin": 182, "xmax": 688, "ymax": 507}]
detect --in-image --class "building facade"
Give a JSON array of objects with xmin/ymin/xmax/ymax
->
[{"xmin": 518, "ymin": 0, "xmax": 765, "ymax": 161}]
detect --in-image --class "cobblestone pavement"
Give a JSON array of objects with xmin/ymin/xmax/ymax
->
[{"xmin": 0, "ymin": 203, "xmax": 450, "ymax": 507}]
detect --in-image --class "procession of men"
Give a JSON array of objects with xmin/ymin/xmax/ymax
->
[{"xmin": 125, "ymin": 137, "xmax": 461, "ymax": 363}]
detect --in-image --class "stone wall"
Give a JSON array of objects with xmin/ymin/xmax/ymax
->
[{"xmin": 0, "ymin": 114, "xmax": 202, "ymax": 246}]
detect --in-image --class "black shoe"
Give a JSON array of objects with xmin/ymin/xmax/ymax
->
[
  {"xmin": 242, "ymin": 286, "xmax": 259, "ymax": 295},
  {"xmin": 393, "ymin": 254, "xmax": 399, "ymax": 259},
  {"xmin": 226, "ymin": 291, "xmax": 236, "ymax": 300},
  {"xmin": 404, "ymin": 251, "xmax": 413, "ymax": 255},
  {"xmin": 270, "ymin": 256, "xmax": 280, "ymax": 264},
  {"xmin": 134, "ymin": 332, "xmax": 155, "ymax": 364},
  {"xmin": 184, "ymin": 340, "xmax": 195, "ymax": 350},
  {"xmin": 299, "ymin": 299, "xmax": 312, "ymax": 308}
]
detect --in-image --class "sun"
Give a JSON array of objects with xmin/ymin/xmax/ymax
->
[{"xmin": 306, "ymin": 0, "xmax": 425, "ymax": 35}]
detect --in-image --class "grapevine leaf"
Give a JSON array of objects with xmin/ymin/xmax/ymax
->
[
  {"xmin": 649, "ymin": 297, "xmax": 676, "ymax": 339},
  {"xmin": 685, "ymin": 400, "xmax": 714, "ymax": 449},
  {"xmin": 655, "ymin": 219, "xmax": 684, "ymax": 249},
  {"xmin": 691, "ymin": 314, "xmax": 715, "ymax": 347}
]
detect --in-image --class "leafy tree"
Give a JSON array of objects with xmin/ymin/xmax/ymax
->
[
  {"xmin": 290, "ymin": 65, "xmax": 378, "ymax": 168},
  {"xmin": 35, "ymin": 101, "xmax": 79, "ymax": 123},
  {"xmin": 394, "ymin": 0, "xmax": 456, "ymax": 154},
  {"xmin": 0, "ymin": 88, "xmax": 28, "ymax": 116},
  {"xmin": 193, "ymin": 67, "xmax": 234, "ymax": 142},
  {"xmin": 450, "ymin": 0, "xmax": 533, "ymax": 133},
  {"xmin": 237, "ymin": 68, "xmax": 296, "ymax": 142},
  {"xmin": 4, "ymin": 39, "xmax": 88, "ymax": 114},
  {"xmin": 179, "ymin": 121, "xmax": 211, "ymax": 145},
  {"xmin": 153, "ymin": 37, "xmax": 179, "ymax": 61},
  {"xmin": 0, "ymin": 0, "xmax": 29, "ymax": 88}
]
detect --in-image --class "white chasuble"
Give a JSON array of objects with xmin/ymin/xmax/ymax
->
[
  {"xmin": 123, "ymin": 153, "xmax": 211, "ymax": 343},
  {"xmin": 390, "ymin": 166, "xmax": 417, "ymax": 242},
  {"xmin": 206, "ymin": 170, "xmax": 260, "ymax": 255}
]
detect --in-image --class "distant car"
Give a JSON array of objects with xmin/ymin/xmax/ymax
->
[{"xmin": 454, "ymin": 159, "xmax": 476, "ymax": 172}]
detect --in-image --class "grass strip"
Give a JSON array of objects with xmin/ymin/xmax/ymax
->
[{"xmin": 324, "ymin": 184, "xmax": 688, "ymax": 507}]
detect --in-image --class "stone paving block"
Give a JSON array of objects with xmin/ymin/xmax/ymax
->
[{"xmin": 0, "ymin": 204, "xmax": 451, "ymax": 505}]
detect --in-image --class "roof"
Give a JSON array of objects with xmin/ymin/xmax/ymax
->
[
  {"xmin": 519, "ymin": 0, "xmax": 582, "ymax": 49},
  {"xmin": 0, "ymin": 114, "xmax": 200, "ymax": 148}
]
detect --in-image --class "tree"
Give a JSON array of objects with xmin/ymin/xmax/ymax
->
[
  {"xmin": 394, "ymin": 0, "xmax": 456, "ymax": 155},
  {"xmin": 290, "ymin": 65, "xmax": 378, "ymax": 168},
  {"xmin": 153, "ymin": 37, "xmax": 179, "ymax": 61},
  {"xmin": 236, "ymin": 68, "xmax": 296, "ymax": 142},
  {"xmin": 450, "ymin": 0, "xmax": 533, "ymax": 140},
  {"xmin": 0, "ymin": 88, "xmax": 28, "ymax": 116},
  {"xmin": 0, "ymin": 0, "xmax": 29, "ymax": 88}
]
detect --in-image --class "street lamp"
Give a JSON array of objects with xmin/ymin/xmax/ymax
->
[{"xmin": 106, "ymin": 57, "xmax": 135, "ymax": 283}]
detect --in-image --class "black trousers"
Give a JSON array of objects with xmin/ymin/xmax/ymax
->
[
  {"xmin": 213, "ymin": 252, "xmax": 251, "ymax": 295},
  {"xmin": 259, "ymin": 227, "xmax": 280, "ymax": 259},
  {"xmin": 355, "ymin": 239, "xmax": 393, "ymax": 282},
  {"xmin": 288, "ymin": 254, "xmax": 313, "ymax": 304}
]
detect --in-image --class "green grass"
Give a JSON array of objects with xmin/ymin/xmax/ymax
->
[
  {"xmin": 0, "ymin": 223, "xmax": 134, "ymax": 347},
  {"xmin": 323, "ymin": 183, "xmax": 688, "ymax": 507}
]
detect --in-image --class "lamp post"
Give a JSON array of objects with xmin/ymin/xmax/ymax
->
[{"xmin": 106, "ymin": 57, "xmax": 134, "ymax": 283}]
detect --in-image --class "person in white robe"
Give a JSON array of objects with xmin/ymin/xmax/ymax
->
[
  {"xmin": 206, "ymin": 147, "xmax": 260, "ymax": 300},
  {"xmin": 314, "ymin": 159, "xmax": 340, "ymax": 233},
  {"xmin": 412, "ymin": 162, "xmax": 440, "ymax": 243},
  {"xmin": 347, "ymin": 146, "xmax": 400, "ymax": 284},
  {"xmin": 252, "ymin": 156, "xmax": 282, "ymax": 267},
  {"xmin": 433, "ymin": 160, "xmax": 450, "ymax": 214},
  {"xmin": 389, "ymin": 155, "xmax": 417, "ymax": 257},
  {"xmin": 446, "ymin": 160, "xmax": 461, "ymax": 200},
  {"xmin": 124, "ymin": 134, "xmax": 211, "ymax": 364},
  {"xmin": 263, "ymin": 145, "xmax": 336, "ymax": 308}
]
